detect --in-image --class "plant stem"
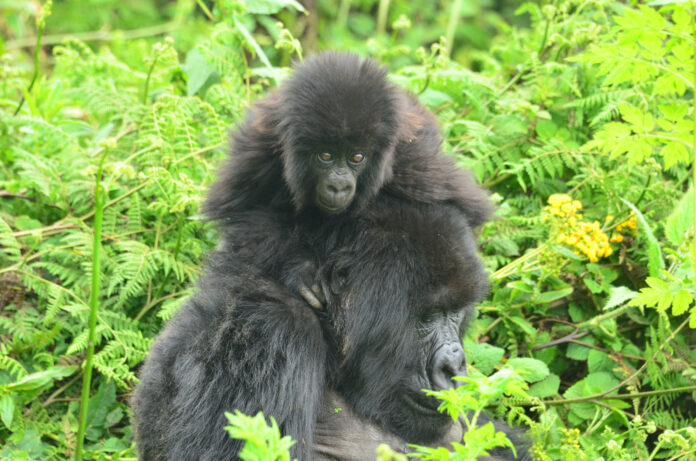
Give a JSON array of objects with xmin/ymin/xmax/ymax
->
[
  {"xmin": 542, "ymin": 317, "xmax": 689, "ymax": 406},
  {"xmin": 337, "ymin": 0, "xmax": 352, "ymax": 29},
  {"xmin": 195, "ymin": 0, "xmax": 217, "ymax": 21},
  {"xmin": 6, "ymin": 21, "xmax": 178, "ymax": 50},
  {"xmin": 692, "ymin": 0, "xmax": 696, "ymax": 266},
  {"xmin": 74, "ymin": 150, "xmax": 108, "ymax": 461},
  {"xmin": 445, "ymin": 0, "xmax": 463, "ymax": 57},
  {"xmin": 14, "ymin": 8, "xmax": 47, "ymax": 115},
  {"xmin": 142, "ymin": 53, "xmax": 160, "ymax": 104},
  {"xmin": 575, "ymin": 301, "xmax": 636, "ymax": 329},
  {"xmin": 376, "ymin": 0, "xmax": 391, "ymax": 35},
  {"xmin": 544, "ymin": 385, "xmax": 696, "ymax": 406},
  {"xmin": 490, "ymin": 245, "xmax": 546, "ymax": 280}
]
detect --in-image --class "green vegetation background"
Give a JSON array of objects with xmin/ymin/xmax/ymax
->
[{"xmin": 1, "ymin": 0, "xmax": 695, "ymax": 459}]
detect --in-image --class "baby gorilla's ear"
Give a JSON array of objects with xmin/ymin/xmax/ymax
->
[
  {"xmin": 330, "ymin": 265, "xmax": 350, "ymax": 295},
  {"xmin": 320, "ymin": 260, "xmax": 351, "ymax": 299}
]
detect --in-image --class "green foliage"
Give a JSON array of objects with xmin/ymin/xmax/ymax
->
[
  {"xmin": 224, "ymin": 411, "xmax": 296, "ymax": 461},
  {"xmin": 1, "ymin": 0, "xmax": 696, "ymax": 459}
]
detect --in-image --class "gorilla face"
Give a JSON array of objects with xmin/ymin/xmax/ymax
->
[
  {"xmin": 312, "ymin": 148, "xmax": 369, "ymax": 213},
  {"xmin": 276, "ymin": 52, "xmax": 401, "ymax": 215},
  {"xmin": 321, "ymin": 201, "xmax": 488, "ymax": 443}
]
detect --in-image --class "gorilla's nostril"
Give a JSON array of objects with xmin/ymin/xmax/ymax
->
[
  {"xmin": 326, "ymin": 183, "xmax": 352, "ymax": 197},
  {"xmin": 430, "ymin": 344, "xmax": 467, "ymax": 391}
]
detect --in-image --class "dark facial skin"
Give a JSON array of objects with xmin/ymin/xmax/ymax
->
[{"xmin": 313, "ymin": 149, "xmax": 369, "ymax": 214}]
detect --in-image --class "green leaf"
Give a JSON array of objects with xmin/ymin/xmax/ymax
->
[
  {"xmin": 583, "ymin": 279, "xmax": 602, "ymax": 294},
  {"xmin": 418, "ymin": 89, "xmax": 454, "ymax": 108},
  {"xmin": 604, "ymin": 286, "xmax": 637, "ymax": 311},
  {"xmin": 537, "ymin": 286, "xmax": 573, "ymax": 304},
  {"xmin": 535, "ymin": 119, "xmax": 557, "ymax": 140},
  {"xmin": 621, "ymin": 199, "xmax": 664, "ymax": 277},
  {"xmin": 244, "ymin": 0, "xmax": 307, "ymax": 14},
  {"xmin": 465, "ymin": 343, "xmax": 505, "ymax": 376},
  {"xmin": 566, "ymin": 337, "xmax": 595, "ymax": 361},
  {"xmin": 587, "ymin": 349, "xmax": 615, "ymax": 373},
  {"xmin": 0, "ymin": 394, "xmax": 15, "ymax": 429},
  {"xmin": 183, "ymin": 48, "xmax": 217, "ymax": 97},
  {"xmin": 618, "ymin": 104, "xmax": 654, "ymax": 132},
  {"xmin": 665, "ymin": 185, "xmax": 694, "ymax": 247},
  {"xmin": 233, "ymin": 17, "xmax": 272, "ymax": 69},
  {"xmin": 507, "ymin": 358, "xmax": 549, "ymax": 383},
  {"xmin": 527, "ymin": 374, "xmax": 560, "ymax": 398},
  {"xmin": 672, "ymin": 290, "xmax": 693, "ymax": 316},
  {"xmin": 564, "ymin": 372, "xmax": 619, "ymax": 419},
  {"xmin": 6, "ymin": 366, "xmax": 77, "ymax": 392}
]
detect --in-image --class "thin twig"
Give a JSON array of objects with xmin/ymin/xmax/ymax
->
[{"xmin": 5, "ymin": 22, "xmax": 179, "ymax": 49}]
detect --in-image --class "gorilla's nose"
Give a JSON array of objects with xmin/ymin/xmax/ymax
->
[
  {"xmin": 430, "ymin": 343, "xmax": 467, "ymax": 391},
  {"xmin": 326, "ymin": 180, "xmax": 353, "ymax": 199}
]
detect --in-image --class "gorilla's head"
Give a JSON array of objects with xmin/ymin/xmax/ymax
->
[
  {"xmin": 320, "ymin": 199, "xmax": 489, "ymax": 443},
  {"xmin": 275, "ymin": 52, "xmax": 401, "ymax": 214}
]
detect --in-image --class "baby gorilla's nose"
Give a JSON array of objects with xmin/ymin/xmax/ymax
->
[
  {"xmin": 430, "ymin": 343, "xmax": 467, "ymax": 391},
  {"xmin": 326, "ymin": 179, "xmax": 353, "ymax": 198}
]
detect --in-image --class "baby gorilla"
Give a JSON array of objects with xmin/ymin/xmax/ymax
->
[
  {"xmin": 132, "ymin": 196, "xmax": 529, "ymax": 460},
  {"xmin": 203, "ymin": 51, "xmax": 493, "ymax": 309}
]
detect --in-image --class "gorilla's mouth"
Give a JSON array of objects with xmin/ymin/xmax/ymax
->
[
  {"xmin": 316, "ymin": 196, "xmax": 351, "ymax": 214},
  {"xmin": 402, "ymin": 392, "xmax": 443, "ymax": 417}
]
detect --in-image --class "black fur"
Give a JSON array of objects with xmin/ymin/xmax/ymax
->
[
  {"xmin": 203, "ymin": 52, "xmax": 493, "ymax": 221},
  {"xmin": 200, "ymin": 51, "xmax": 495, "ymax": 329},
  {"xmin": 132, "ymin": 52, "xmax": 526, "ymax": 460},
  {"xmin": 132, "ymin": 198, "xmax": 528, "ymax": 460}
]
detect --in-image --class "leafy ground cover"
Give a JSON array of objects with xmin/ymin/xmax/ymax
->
[{"xmin": 0, "ymin": 0, "xmax": 695, "ymax": 459}]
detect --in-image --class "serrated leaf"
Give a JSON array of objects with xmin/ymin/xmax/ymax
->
[
  {"xmin": 527, "ymin": 374, "xmax": 560, "ymax": 398},
  {"xmin": 564, "ymin": 372, "xmax": 619, "ymax": 419},
  {"xmin": 566, "ymin": 337, "xmax": 595, "ymax": 361},
  {"xmin": 672, "ymin": 290, "xmax": 693, "ymax": 316},
  {"xmin": 465, "ymin": 343, "xmax": 505, "ymax": 376},
  {"xmin": 604, "ymin": 286, "xmax": 637, "ymax": 311},
  {"xmin": 588, "ymin": 349, "xmax": 614, "ymax": 373},
  {"xmin": 507, "ymin": 358, "xmax": 549, "ymax": 383},
  {"xmin": 657, "ymin": 291, "xmax": 673, "ymax": 312}
]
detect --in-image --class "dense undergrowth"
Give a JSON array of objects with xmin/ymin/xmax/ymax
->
[{"xmin": 1, "ymin": 0, "xmax": 695, "ymax": 459}]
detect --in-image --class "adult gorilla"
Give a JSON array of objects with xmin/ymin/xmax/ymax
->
[{"xmin": 132, "ymin": 197, "xmax": 529, "ymax": 460}]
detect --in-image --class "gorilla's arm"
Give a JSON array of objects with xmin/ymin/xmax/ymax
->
[
  {"xmin": 214, "ymin": 207, "xmax": 325, "ymax": 309},
  {"xmin": 133, "ymin": 265, "xmax": 327, "ymax": 461},
  {"xmin": 387, "ymin": 94, "xmax": 495, "ymax": 229},
  {"xmin": 313, "ymin": 392, "xmax": 530, "ymax": 461}
]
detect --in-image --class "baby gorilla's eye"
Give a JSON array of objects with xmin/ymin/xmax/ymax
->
[
  {"xmin": 318, "ymin": 152, "xmax": 333, "ymax": 162},
  {"xmin": 350, "ymin": 152, "xmax": 365, "ymax": 164}
]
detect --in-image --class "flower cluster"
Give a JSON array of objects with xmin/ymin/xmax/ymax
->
[
  {"xmin": 543, "ymin": 194, "xmax": 617, "ymax": 263},
  {"xmin": 560, "ymin": 427, "xmax": 582, "ymax": 453}
]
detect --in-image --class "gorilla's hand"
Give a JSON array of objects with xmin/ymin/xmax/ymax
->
[{"xmin": 283, "ymin": 259, "xmax": 326, "ymax": 310}]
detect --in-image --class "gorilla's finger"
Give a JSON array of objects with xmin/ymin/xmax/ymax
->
[
  {"xmin": 300, "ymin": 284, "xmax": 325, "ymax": 310},
  {"xmin": 311, "ymin": 283, "xmax": 326, "ymax": 305}
]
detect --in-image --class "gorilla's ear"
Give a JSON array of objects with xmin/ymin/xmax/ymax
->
[{"xmin": 330, "ymin": 264, "xmax": 350, "ymax": 295}]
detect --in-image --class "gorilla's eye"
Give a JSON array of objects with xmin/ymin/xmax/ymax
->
[
  {"xmin": 318, "ymin": 152, "xmax": 333, "ymax": 163},
  {"xmin": 350, "ymin": 152, "xmax": 365, "ymax": 164}
]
